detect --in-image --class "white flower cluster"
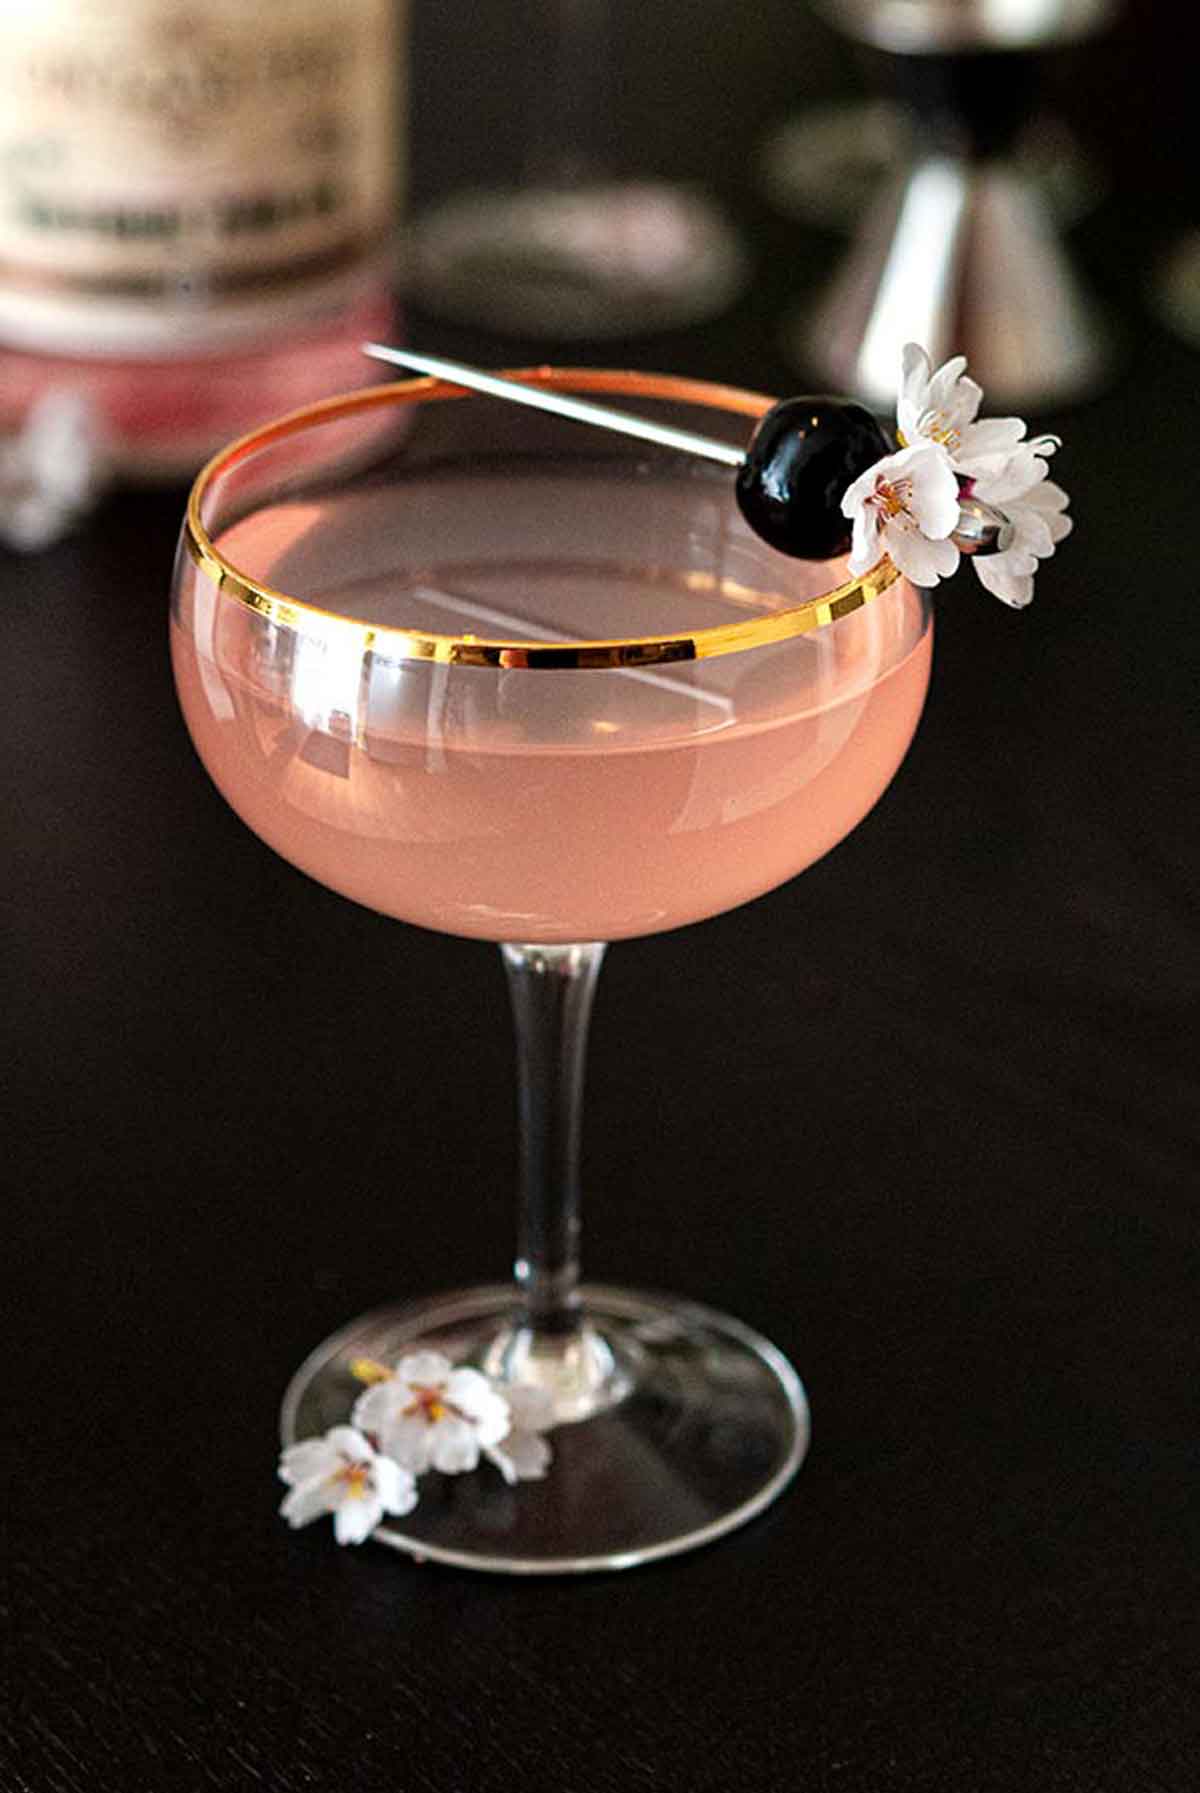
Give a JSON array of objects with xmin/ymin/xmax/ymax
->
[
  {"xmin": 841, "ymin": 344, "xmax": 1072, "ymax": 607},
  {"xmin": 279, "ymin": 1352, "xmax": 555, "ymax": 1546},
  {"xmin": 0, "ymin": 391, "xmax": 109, "ymax": 553}
]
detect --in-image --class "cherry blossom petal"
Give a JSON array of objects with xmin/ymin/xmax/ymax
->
[
  {"xmin": 352, "ymin": 1395, "xmax": 439, "ymax": 1474},
  {"xmin": 926, "ymin": 352, "xmax": 971, "ymax": 416},
  {"xmin": 327, "ymin": 1425, "xmax": 372, "ymax": 1456},
  {"xmin": 443, "ymin": 1368, "xmax": 511, "ymax": 1445},
  {"xmin": 842, "ymin": 458, "xmax": 882, "ymax": 518},
  {"xmin": 428, "ymin": 1415, "xmax": 483, "ymax": 1474},
  {"xmin": 280, "ymin": 1478, "xmax": 336, "ymax": 1529},
  {"xmin": 972, "ymin": 554, "xmax": 1036, "ymax": 608},
  {"xmin": 903, "ymin": 444, "xmax": 962, "ymax": 538},
  {"xmin": 898, "ymin": 344, "xmax": 982, "ymax": 445},
  {"xmin": 954, "ymin": 416, "xmax": 1029, "ymax": 482},
  {"xmin": 348, "ymin": 1380, "xmax": 392, "ymax": 1431},
  {"xmin": 846, "ymin": 503, "xmax": 883, "ymax": 577},
  {"xmin": 279, "ymin": 1437, "xmax": 340, "ymax": 1487},
  {"xmin": 1015, "ymin": 509, "xmax": 1057, "ymax": 559},
  {"xmin": 277, "ymin": 1427, "xmax": 417, "ymax": 1544},
  {"xmin": 372, "ymin": 1454, "xmax": 419, "ymax": 1517},
  {"xmin": 897, "ymin": 342, "xmax": 935, "ymax": 440},
  {"xmin": 970, "ymin": 473, "xmax": 1071, "ymax": 609},
  {"xmin": 334, "ymin": 1498, "xmax": 383, "ymax": 1546},
  {"xmin": 394, "ymin": 1350, "xmax": 454, "ymax": 1386},
  {"xmin": 351, "ymin": 1378, "xmax": 439, "ymax": 1471},
  {"xmin": 971, "ymin": 438, "xmax": 1058, "ymax": 502},
  {"xmin": 485, "ymin": 1429, "xmax": 553, "ymax": 1485},
  {"xmin": 888, "ymin": 526, "xmax": 961, "ymax": 587},
  {"xmin": 503, "ymin": 1384, "xmax": 557, "ymax": 1434},
  {"xmin": 1023, "ymin": 479, "xmax": 1073, "ymax": 542},
  {"xmin": 842, "ymin": 441, "xmax": 957, "ymax": 530},
  {"xmin": 843, "ymin": 442, "xmax": 960, "ymax": 579}
]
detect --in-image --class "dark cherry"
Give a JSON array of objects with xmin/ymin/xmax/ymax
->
[{"xmin": 735, "ymin": 397, "xmax": 892, "ymax": 561}]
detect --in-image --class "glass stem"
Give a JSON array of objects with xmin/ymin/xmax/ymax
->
[
  {"xmin": 490, "ymin": 942, "xmax": 629, "ymax": 1419},
  {"xmin": 502, "ymin": 940, "xmax": 605, "ymax": 1329}
]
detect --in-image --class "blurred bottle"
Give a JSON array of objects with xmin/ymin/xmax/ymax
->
[{"xmin": 0, "ymin": 0, "xmax": 403, "ymax": 479}]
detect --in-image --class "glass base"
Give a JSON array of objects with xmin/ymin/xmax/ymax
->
[
  {"xmin": 280, "ymin": 1284, "xmax": 809, "ymax": 1574},
  {"xmin": 404, "ymin": 183, "xmax": 747, "ymax": 339}
]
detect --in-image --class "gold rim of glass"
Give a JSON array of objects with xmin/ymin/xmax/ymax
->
[{"xmin": 183, "ymin": 368, "xmax": 902, "ymax": 671}]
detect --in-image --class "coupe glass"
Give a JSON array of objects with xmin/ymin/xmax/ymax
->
[{"xmin": 171, "ymin": 370, "xmax": 933, "ymax": 1573}]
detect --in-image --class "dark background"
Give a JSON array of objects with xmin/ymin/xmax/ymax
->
[{"xmin": 4, "ymin": 3, "xmax": 1199, "ymax": 1789}]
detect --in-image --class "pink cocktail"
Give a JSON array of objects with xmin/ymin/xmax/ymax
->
[{"xmin": 171, "ymin": 371, "xmax": 932, "ymax": 1572}]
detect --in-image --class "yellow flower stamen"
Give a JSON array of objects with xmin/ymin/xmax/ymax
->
[
  {"xmin": 870, "ymin": 475, "xmax": 914, "ymax": 520},
  {"xmin": 333, "ymin": 1460, "xmax": 372, "ymax": 1499},
  {"xmin": 404, "ymin": 1384, "xmax": 454, "ymax": 1425},
  {"xmin": 350, "ymin": 1356, "xmax": 393, "ymax": 1385},
  {"xmin": 922, "ymin": 410, "xmax": 961, "ymax": 454}
]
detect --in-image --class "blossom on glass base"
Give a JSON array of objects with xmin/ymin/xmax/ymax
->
[
  {"xmin": 278, "ymin": 1425, "xmax": 418, "ymax": 1545},
  {"xmin": 278, "ymin": 1355, "xmax": 561, "ymax": 1551},
  {"xmin": 352, "ymin": 1352, "xmax": 555, "ymax": 1484},
  {"xmin": 483, "ymin": 1381, "xmax": 555, "ymax": 1485},
  {"xmin": 352, "ymin": 1351, "xmax": 508, "ymax": 1475},
  {"xmin": 842, "ymin": 440, "xmax": 962, "ymax": 586}
]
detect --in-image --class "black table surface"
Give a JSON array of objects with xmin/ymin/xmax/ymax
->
[{"xmin": 4, "ymin": 6, "xmax": 1198, "ymax": 1789}]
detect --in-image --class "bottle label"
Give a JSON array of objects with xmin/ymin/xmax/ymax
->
[{"xmin": 0, "ymin": 0, "xmax": 398, "ymax": 354}]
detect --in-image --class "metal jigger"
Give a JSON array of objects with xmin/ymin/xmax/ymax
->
[{"xmin": 792, "ymin": 0, "xmax": 1118, "ymax": 410}]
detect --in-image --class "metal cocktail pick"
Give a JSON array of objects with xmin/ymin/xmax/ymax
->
[{"xmin": 361, "ymin": 342, "xmax": 1012, "ymax": 557}]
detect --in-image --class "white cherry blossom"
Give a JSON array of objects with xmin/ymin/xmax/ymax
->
[
  {"xmin": 966, "ymin": 431, "xmax": 1062, "ymax": 502},
  {"xmin": 883, "ymin": 342, "xmax": 1072, "ymax": 605},
  {"xmin": 969, "ymin": 476, "xmax": 1073, "ymax": 609},
  {"xmin": 278, "ymin": 1425, "xmax": 417, "ymax": 1545},
  {"xmin": 897, "ymin": 342, "xmax": 1028, "ymax": 474},
  {"xmin": 897, "ymin": 343, "xmax": 1060, "ymax": 489},
  {"xmin": 353, "ymin": 1353, "xmax": 557, "ymax": 1484},
  {"xmin": 352, "ymin": 1351, "xmax": 514, "ymax": 1477},
  {"xmin": 841, "ymin": 440, "xmax": 962, "ymax": 586},
  {"xmin": 485, "ymin": 1381, "xmax": 555, "ymax": 1484},
  {"xmin": 897, "ymin": 343, "xmax": 984, "ymax": 454},
  {"xmin": 951, "ymin": 415, "xmax": 1035, "ymax": 484}
]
